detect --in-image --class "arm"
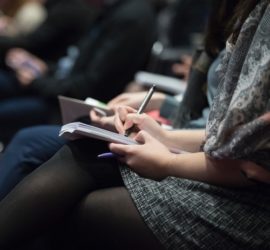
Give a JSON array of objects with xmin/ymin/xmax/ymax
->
[
  {"xmin": 162, "ymin": 129, "xmax": 205, "ymax": 153},
  {"xmin": 30, "ymin": 9, "xmax": 155, "ymax": 100},
  {"xmin": 110, "ymin": 130, "xmax": 260, "ymax": 187},
  {"xmin": 114, "ymin": 106, "xmax": 205, "ymax": 153},
  {"xmin": 166, "ymin": 152, "xmax": 255, "ymax": 187}
]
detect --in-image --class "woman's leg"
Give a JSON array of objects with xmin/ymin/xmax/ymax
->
[
  {"xmin": 0, "ymin": 139, "xmax": 123, "ymax": 249},
  {"xmin": 70, "ymin": 187, "xmax": 164, "ymax": 250}
]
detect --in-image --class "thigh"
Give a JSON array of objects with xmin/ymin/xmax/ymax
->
[
  {"xmin": 73, "ymin": 187, "xmax": 164, "ymax": 250},
  {"xmin": 0, "ymin": 140, "xmax": 123, "ymax": 248}
]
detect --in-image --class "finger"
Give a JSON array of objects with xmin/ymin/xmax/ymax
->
[
  {"xmin": 123, "ymin": 113, "xmax": 142, "ymax": 130},
  {"xmin": 114, "ymin": 106, "xmax": 137, "ymax": 133},
  {"xmin": 109, "ymin": 143, "xmax": 132, "ymax": 156},
  {"xmin": 90, "ymin": 109, "xmax": 101, "ymax": 122},
  {"xmin": 114, "ymin": 111, "xmax": 125, "ymax": 134},
  {"xmin": 134, "ymin": 130, "xmax": 152, "ymax": 144},
  {"xmin": 123, "ymin": 113, "xmax": 151, "ymax": 131}
]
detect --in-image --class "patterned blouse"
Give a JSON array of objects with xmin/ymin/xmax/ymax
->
[{"xmin": 204, "ymin": 0, "xmax": 270, "ymax": 171}]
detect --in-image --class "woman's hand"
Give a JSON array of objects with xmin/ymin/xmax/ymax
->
[
  {"xmin": 108, "ymin": 92, "xmax": 165, "ymax": 112},
  {"xmin": 6, "ymin": 48, "xmax": 48, "ymax": 86},
  {"xmin": 109, "ymin": 130, "xmax": 173, "ymax": 180},
  {"xmin": 90, "ymin": 109, "xmax": 116, "ymax": 132},
  {"xmin": 114, "ymin": 106, "xmax": 167, "ymax": 142}
]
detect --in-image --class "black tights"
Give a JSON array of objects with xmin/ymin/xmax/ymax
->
[{"xmin": 0, "ymin": 139, "xmax": 163, "ymax": 250}]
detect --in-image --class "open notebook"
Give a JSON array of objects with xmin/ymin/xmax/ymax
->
[
  {"xmin": 59, "ymin": 122, "xmax": 188, "ymax": 154},
  {"xmin": 59, "ymin": 122, "xmax": 138, "ymax": 145}
]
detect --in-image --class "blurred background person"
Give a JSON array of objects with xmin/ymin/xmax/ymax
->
[
  {"xmin": 0, "ymin": 0, "xmax": 98, "ymax": 65},
  {"xmin": 0, "ymin": 0, "xmax": 233, "ymax": 205},
  {"xmin": 0, "ymin": 0, "xmax": 47, "ymax": 37},
  {"xmin": 0, "ymin": 0, "xmax": 157, "ymax": 145}
]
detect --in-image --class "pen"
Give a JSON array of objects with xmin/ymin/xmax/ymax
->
[
  {"xmin": 124, "ymin": 84, "xmax": 156, "ymax": 136},
  {"xmin": 97, "ymin": 152, "xmax": 120, "ymax": 159}
]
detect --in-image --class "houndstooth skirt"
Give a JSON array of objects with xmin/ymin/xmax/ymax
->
[{"xmin": 120, "ymin": 167, "xmax": 270, "ymax": 250}]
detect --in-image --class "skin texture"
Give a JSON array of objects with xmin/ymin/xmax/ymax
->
[
  {"xmin": 107, "ymin": 106, "xmax": 270, "ymax": 186},
  {"xmin": 6, "ymin": 48, "xmax": 48, "ymax": 85}
]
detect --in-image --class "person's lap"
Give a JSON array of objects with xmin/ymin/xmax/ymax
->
[
  {"xmin": 0, "ymin": 138, "xmax": 164, "ymax": 250},
  {"xmin": 0, "ymin": 139, "xmax": 122, "ymax": 247}
]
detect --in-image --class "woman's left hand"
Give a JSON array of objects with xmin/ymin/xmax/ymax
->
[
  {"xmin": 109, "ymin": 130, "xmax": 173, "ymax": 181},
  {"xmin": 90, "ymin": 109, "xmax": 116, "ymax": 132}
]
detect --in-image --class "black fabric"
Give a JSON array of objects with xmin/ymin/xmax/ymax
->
[
  {"xmin": 30, "ymin": 0, "xmax": 156, "ymax": 102},
  {"xmin": 0, "ymin": 139, "xmax": 163, "ymax": 250},
  {"xmin": 167, "ymin": 0, "xmax": 210, "ymax": 47},
  {"xmin": 0, "ymin": 0, "xmax": 98, "ymax": 64},
  {"xmin": 55, "ymin": 187, "xmax": 164, "ymax": 250},
  {"xmin": 173, "ymin": 49, "xmax": 214, "ymax": 128}
]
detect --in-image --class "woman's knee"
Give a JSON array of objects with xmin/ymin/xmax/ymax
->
[{"xmin": 74, "ymin": 187, "xmax": 164, "ymax": 250}]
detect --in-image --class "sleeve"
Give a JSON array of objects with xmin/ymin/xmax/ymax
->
[{"xmin": 30, "ymin": 11, "xmax": 156, "ymax": 101}]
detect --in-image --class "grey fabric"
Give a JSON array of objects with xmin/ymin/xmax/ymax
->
[{"xmin": 120, "ymin": 167, "xmax": 270, "ymax": 250}]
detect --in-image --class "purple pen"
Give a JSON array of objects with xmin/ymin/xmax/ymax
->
[{"xmin": 97, "ymin": 152, "xmax": 119, "ymax": 159}]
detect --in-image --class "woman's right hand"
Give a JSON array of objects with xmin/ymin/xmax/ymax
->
[{"xmin": 114, "ymin": 106, "xmax": 167, "ymax": 143}]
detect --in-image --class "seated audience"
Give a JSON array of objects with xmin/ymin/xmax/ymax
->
[
  {"xmin": 0, "ymin": 1, "xmax": 270, "ymax": 249},
  {"xmin": 0, "ymin": 0, "xmax": 156, "ymax": 143},
  {"xmin": 0, "ymin": 0, "xmax": 96, "ymax": 63},
  {"xmin": 0, "ymin": 0, "xmax": 231, "ymax": 204}
]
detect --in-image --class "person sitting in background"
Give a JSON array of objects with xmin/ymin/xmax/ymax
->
[
  {"xmin": 0, "ymin": 0, "xmax": 232, "ymax": 203},
  {"xmin": 0, "ymin": 0, "xmax": 96, "ymax": 64},
  {"xmin": 0, "ymin": 0, "xmax": 156, "ymax": 144},
  {"xmin": 0, "ymin": 1, "xmax": 270, "ymax": 249},
  {"xmin": 145, "ymin": 0, "xmax": 211, "ymax": 79},
  {"xmin": 0, "ymin": 0, "xmax": 47, "ymax": 37}
]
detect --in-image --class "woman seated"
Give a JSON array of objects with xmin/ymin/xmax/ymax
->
[{"xmin": 0, "ymin": 0, "xmax": 270, "ymax": 249}]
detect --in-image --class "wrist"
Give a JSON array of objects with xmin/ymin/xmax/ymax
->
[
  {"xmin": 163, "ymin": 152, "xmax": 181, "ymax": 178},
  {"xmin": 159, "ymin": 129, "xmax": 172, "ymax": 147}
]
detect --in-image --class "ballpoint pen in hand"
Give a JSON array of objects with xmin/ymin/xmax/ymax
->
[{"xmin": 124, "ymin": 84, "xmax": 156, "ymax": 137}]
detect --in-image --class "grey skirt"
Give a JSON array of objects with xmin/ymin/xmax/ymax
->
[{"xmin": 120, "ymin": 167, "xmax": 270, "ymax": 250}]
